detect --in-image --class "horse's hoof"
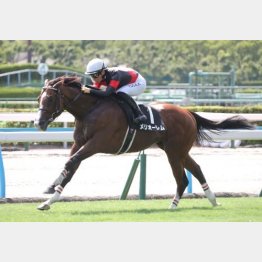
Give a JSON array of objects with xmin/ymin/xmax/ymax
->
[
  {"xmin": 210, "ymin": 200, "xmax": 221, "ymax": 207},
  {"xmin": 37, "ymin": 203, "xmax": 50, "ymax": 211},
  {"xmin": 168, "ymin": 203, "xmax": 177, "ymax": 210},
  {"xmin": 43, "ymin": 186, "xmax": 55, "ymax": 194}
]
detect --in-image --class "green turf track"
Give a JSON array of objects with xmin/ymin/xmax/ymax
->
[{"xmin": 0, "ymin": 197, "xmax": 261, "ymax": 222}]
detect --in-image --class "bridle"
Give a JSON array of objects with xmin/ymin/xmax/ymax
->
[{"xmin": 39, "ymin": 80, "xmax": 82, "ymax": 123}]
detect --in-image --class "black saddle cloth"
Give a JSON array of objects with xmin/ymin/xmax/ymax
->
[{"xmin": 114, "ymin": 95, "xmax": 166, "ymax": 131}]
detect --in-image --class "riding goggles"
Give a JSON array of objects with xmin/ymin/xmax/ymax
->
[{"xmin": 90, "ymin": 71, "xmax": 101, "ymax": 79}]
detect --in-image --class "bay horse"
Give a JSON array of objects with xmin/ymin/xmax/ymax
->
[{"xmin": 34, "ymin": 76, "xmax": 253, "ymax": 211}]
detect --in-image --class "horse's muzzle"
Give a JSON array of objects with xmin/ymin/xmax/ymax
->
[
  {"xmin": 34, "ymin": 119, "xmax": 49, "ymax": 131},
  {"xmin": 34, "ymin": 110, "xmax": 51, "ymax": 131}
]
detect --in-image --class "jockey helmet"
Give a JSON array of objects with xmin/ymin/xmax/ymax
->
[{"xmin": 85, "ymin": 58, "xmax": 107, "ymax": 75}]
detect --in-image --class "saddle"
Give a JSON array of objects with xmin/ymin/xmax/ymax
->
[{"xmin": 114, "ymin": 95, "xmax": 166, "ymax": 131}]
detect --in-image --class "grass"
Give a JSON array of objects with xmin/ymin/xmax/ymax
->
[
  {"xmin": 0, "ymin": 197, "xmax": 261, "ymax": 222},
  {"xmin": 0, "ymin": 87, "xmax": 40, "ymax": 98}
]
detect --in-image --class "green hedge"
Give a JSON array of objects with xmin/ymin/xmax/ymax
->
[
  {"xmin": 184, "ymin": 105, "xmax": 262, "ymax": 113},
  {"xmin": 236, "ymin": 88, "xmax": 262, "ymax": 94},
  {"xmin": 239, "ymin": 80, "xmax": 262, "ymax": 86},
  {"xmin": 0, "ymin": 105, "xmax": 38, "ymax": 110},
  {"xmin": 0, "ymin": 87, "xmax": 40, "ymax": 98},
  {"xmin": 0, "ymin": 121, "xmax": 74, "ymax": 128},
  {"xmin": 1, "ymin": 103, "xmax": 262, "ymax": 113}
]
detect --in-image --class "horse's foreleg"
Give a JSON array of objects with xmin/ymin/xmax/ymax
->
[
  {"xmin": 38, "ymin": 142, "xmax": 96, "ymax": 211},
  {"xmin": 185, "ymin": 155, "xmax": 220, "ymax": 207},
  {"xmin": 37, "ymin": 161, "xmax": 81, "ymax": 211},
  {"xmin": 43, "ymin": 143, "xmax": 80, "ymax": 194},
  {"xmin": 37, "ymin": 191, "xmax": 61, "ymax": 210}
]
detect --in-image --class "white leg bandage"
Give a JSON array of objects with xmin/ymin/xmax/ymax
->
[
  {"xmin": 202, "ymin": 183, "xmax": 219, "ymax": 206},
  {"xmin": 169, "ymin": 193, "xmax": 180, "ymax": 209}
]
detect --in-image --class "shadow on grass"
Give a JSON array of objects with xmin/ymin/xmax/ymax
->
[{"xmin": 67, "ymin": 205, "xmax": 222, "ymax": 217}]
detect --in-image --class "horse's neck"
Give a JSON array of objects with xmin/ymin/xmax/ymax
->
[{"xmin": 64, "ymin": 93, "xmax": 99, "ymax": 119}]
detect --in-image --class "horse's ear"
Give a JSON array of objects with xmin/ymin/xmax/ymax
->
[
  {"xmin": 44, "ymin": 79, "xmax": 48, "ymax": 85},
  {"xmin": 63, "ymin": 76, "xmax": 82, "ymax": 89}
]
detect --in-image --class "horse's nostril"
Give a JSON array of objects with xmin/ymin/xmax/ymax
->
[
  {"xmin": 34, "ymin": 119, "xmax": 48, "ymax": 131},
  {"xmin": 34, "ymin": 120, "xmax": 39, "ymax": 126}
]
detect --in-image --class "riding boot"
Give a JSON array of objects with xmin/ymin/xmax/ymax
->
[{"xmin": 117, "ymin": 92, "xmax": 147, "ymax": 124}]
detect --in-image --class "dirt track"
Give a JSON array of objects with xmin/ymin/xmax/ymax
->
[{"xmin": 1, "ymin": 146, "xmax": 262, "ymax": 199}]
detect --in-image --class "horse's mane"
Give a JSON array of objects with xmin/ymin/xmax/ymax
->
[{"xmin": 49, "ymin": 76, "xmax": 82, "ymax": 89}]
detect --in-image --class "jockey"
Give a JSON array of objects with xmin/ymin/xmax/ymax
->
[{"xmin": 82, "ymin": 58, "xmax": 147, "ymax": 124}]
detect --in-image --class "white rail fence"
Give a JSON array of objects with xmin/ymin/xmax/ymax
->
[
  {"xmin": 1, "ymin": 129, "xmax": 262, "ymax": 143},
  {"xmin": 1, "ymin": 111, "xmax": 262, "ymax": 123}
]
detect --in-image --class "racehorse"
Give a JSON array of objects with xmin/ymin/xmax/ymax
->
[{"xmin": 34, "ymin": 76, "xmax": 253, "ymax": 211}]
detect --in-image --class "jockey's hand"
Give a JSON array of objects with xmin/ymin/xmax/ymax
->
[{"xmin": 81, "ymin": 86, "xmax": 91, "ymax": 94}]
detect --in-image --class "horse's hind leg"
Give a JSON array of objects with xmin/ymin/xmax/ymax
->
[
  {"xmin": 164, "ymin": 149, "xmax": 188, "ymax": 209},
  {"xmin": 185, "ymin": 155, "xmax": 220, "ymax": 207},
  {"xmin": 169, "ymin": 168, "xmax": 190, "ymax": 209}
]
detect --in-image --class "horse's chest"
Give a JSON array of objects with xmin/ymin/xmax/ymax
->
[{"xmin": 74, "ymin": 119, "xmax": 100, "ymax": 142}]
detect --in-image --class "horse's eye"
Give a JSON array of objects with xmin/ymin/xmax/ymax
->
[{"xmin": 45, "ymin": 96, "xmax": 54, "ymax": 107}]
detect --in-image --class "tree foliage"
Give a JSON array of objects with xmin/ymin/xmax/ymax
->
[{"xmin": 1, "ymin": 40, "xmax": 262, "ymax": 85}]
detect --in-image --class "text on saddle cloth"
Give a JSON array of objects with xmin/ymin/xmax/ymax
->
[
  {"xmin": 137, "ymin": 104, "xmax": 166, "ymax": 131},
  {"xmin": 115, "ymin": 104, "xmax": 166, "ymax": 154},
  {"xmin": 114, "ymin": 103, "xmax": 166, "ymax": 154}
]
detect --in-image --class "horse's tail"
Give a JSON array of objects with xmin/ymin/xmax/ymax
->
[{"xmin": 189, "ymin": 111, "xmax": 254, "ymax": 143}]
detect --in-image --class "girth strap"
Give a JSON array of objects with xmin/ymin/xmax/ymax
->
[{"xmin": 116, "ymin": 127, "xmax": 137, "ymax": 155}]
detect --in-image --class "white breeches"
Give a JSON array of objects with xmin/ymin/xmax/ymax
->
[{"xmin": 116, "ymin": 74, "xmax": 146, "ymax": 96}]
